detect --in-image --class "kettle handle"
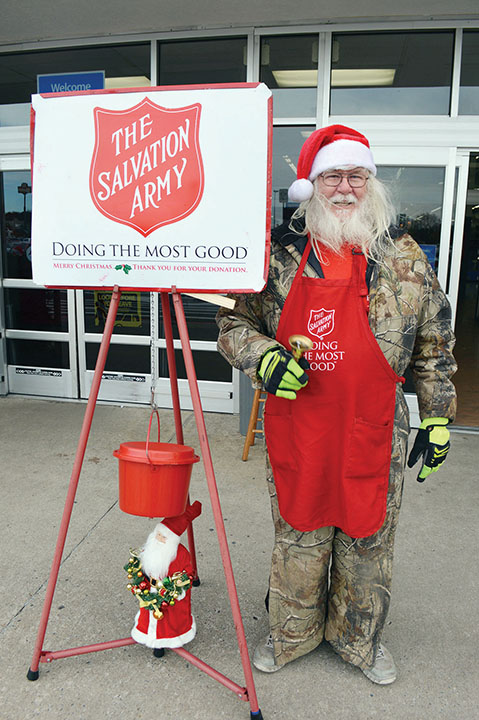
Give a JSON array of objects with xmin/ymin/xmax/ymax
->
[{"xmin": 146, "ymin": 410, "xmax": 160, "ymax": 464}]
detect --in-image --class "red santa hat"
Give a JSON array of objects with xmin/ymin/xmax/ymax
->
[
  {"xmin": 288, "ymin": 124, "xmax": 376, "ymax": 203},
  {"xmin": 158, "ymin": 501, "xmax": 202, "ymax": 540}
]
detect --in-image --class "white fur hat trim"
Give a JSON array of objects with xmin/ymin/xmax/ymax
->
[
  {"xmin": 309, "ymin": 139, "xmax": 376, "ymax": 181},
  {"xmin": 154, "ymin": 522, "xmax": 181, "ymax": 542}
]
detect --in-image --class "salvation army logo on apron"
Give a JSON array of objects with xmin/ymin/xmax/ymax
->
[
  {"xmin": 89, "ymin": 98, "xmax": 204, "ymax": 236},
  {"xmin": 308, "ymin": 308, "xmax": 335, "ymax": 339}
]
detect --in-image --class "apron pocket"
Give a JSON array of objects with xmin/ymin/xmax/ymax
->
[
  {"xmin": 342, "ymin": 417, "xmax": 393, "ymax": 536},
  {"xmin": 344, "ymin": 417, "xmax": 392, "ymax": 481}
]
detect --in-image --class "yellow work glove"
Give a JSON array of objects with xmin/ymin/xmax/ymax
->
[
  {"xmin": 258, "ymin": 347, "xmax": 309, "ymax": 400},
  {"xmin": 407, "ymin": 417, "xmax": 450, "ymax": 482}
]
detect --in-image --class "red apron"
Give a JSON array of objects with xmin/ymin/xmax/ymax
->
[{"xmin": 263, "ymin": 243, "xmax": 404, "ymax": 538}]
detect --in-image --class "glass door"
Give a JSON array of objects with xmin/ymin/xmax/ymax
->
[
  {"xmin": 373, "ymin": 147, "xmax": 460, "ymax": 427},
  {"xmin": 75, "ymin": 290, "xmax": 238, "ymax": 412},
  {"xmin": 0, "ymin": 162, "xmax": 77, "ymax": 398},
  {"xmin": 0, "ymin": 160, "xmax": 236, "ymax": 411},
  {"xmin": 151, "ymin": 294, "xmax": 238, "ymax": 414},
  {"xmin": 76, "ymin": 289, "xmax": 152, "ymax": 404},
  {"xmin": 448, "ymin": 151, "xmax": 479, "ymax": 427}
]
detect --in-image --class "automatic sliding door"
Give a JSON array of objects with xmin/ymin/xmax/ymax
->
[
  {"xmin": 77, "ymin": 289, "xmax": 152, "ymax": 403},
  {"xmin": 450, "ymin": 152, "xmax": 479, "ymax": 427},
  {"xmin": 152, "ymin": 294, "xmax": 237, "ymax": 413},
  {"xmin": 0, "ymin": 168, "xmax": 77, "ymax": 398},
  {"xmin": 374, "ymin": 148, "xmax": 456, "ymax": 427}
]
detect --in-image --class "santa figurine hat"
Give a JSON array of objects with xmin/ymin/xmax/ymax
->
[
  {"xmin": 288, "ymin": 124, "xmax": 377, "ymax": 203},
  {"xmin": 158, "ymin": 500, "xmax": 202, "ymax": 540}
]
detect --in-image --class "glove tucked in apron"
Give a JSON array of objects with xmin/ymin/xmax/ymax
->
[{"xmin": 264, "ymin": 243, "xmax": 404, "ymax": 538}]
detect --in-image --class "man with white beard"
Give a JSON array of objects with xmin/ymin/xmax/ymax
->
[
  {"xmin": 129, "ymin": 501, "xmax": 201, "ymax": 650},
  {"xmin": 216, "ymin": 125, "xmax": 457, "ymax": 684}
]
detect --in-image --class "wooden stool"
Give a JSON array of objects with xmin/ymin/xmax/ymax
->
[{"xmin": 242, "ymin": 388, "xmax": 267, "ymax": 461}]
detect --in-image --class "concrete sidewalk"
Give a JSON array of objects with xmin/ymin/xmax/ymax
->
[{"xmin": 0, "ymin": 395, "xmax": 477, "ymax": 720}]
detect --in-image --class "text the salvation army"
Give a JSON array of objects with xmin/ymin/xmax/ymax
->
[{"xmin": 95, "ymin": 113, "xmax": 190, "ymax": 218}]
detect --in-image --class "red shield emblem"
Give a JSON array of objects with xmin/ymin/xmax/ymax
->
[
  {"xmin": 308, "ymin": 308, "xmax": 335, "ymax": 339},
  {"xmin": 89, "ymin": 98, "xmax": 204, "ymax": 236}
]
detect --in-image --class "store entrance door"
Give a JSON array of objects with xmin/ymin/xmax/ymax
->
[
  {"xmin": 372, "ymin": 146, "xmax": 460, "ymax": 428},
  {"xmin": 451, "ymin": 152, "xmax": 479, "ymax": 427},
  {"xmin": 75, "ymin": 289, "xmax": 238, "ymax": 413},
  {"xmin": 0, "ymin": 163, "xmax": 78, "ymax": 399},
  {"xmin": 1, "ymin": 159, "xmax": 237, "ymax": 411}
]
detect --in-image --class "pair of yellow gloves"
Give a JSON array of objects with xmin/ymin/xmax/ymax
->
[{"xmin": 258, "ymin": 347, "xmax": 450, "ymax": 482}]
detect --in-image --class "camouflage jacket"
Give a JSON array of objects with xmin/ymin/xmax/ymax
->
[{"xmin": 216, "ymin": 219, "xmax": 457, "ymax": 422}]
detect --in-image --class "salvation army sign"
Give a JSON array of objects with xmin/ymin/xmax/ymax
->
[{"xmin": 31, "ymin": 84, "xmax": 272, "ymax": 292}]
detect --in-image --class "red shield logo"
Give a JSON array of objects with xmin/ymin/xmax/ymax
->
[
  {"xmin": 89, "ymin": 98, "xmax": 204, "ymax": 236},
  {"xmin": 308, "ymin": 308, "xmax": 335, "ymax": 339}
]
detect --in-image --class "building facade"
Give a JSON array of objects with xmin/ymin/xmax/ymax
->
[{"xmin": 1, "ymin": 3, "xmax": 478, "ymax": 426}]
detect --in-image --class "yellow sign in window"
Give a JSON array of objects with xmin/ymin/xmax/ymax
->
[{"xmin": 94, "ymin": 291, "xmax": 142, "ymax": 329}]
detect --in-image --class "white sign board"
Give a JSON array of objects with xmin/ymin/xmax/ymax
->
[{"xmin": 31, "ymin": 83, "xmax": 272, "ymax": 292}]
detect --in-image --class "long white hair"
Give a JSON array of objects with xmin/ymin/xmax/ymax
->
[{"xmin": 290, "ymin": 175, "xmax": 397, "ymax": 264}]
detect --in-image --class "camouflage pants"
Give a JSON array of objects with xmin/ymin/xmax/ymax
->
[{"xmin": 266, "ymin": 401, "xmax": 409, "ymax": 671}]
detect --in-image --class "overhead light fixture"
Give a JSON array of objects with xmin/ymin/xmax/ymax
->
[
  {"xmin": 105, "ymin": 76, "xmax": 151, "ymax": 89},
  {"xmin": 282, "ymin": 154, "xmax": 297, "ymax": 174},
  {"xmin": 272, "ymin": 69, "xmax": 318, "ymax": 88},
  {"xmin": 272, "ymin": 68, "xmax": 396, "ymax": 88},
  {"xmin": 331, "ymin": 69, "xmax": 396, "ymax": 87}
]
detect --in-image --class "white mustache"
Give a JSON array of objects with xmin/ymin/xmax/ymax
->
[{"xmin": 328, "ymin": 193, "xmax": 358, "ymax": 204}]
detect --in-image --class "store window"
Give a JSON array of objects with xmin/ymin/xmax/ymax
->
[
  {"xmin": 330, "ymin": 31, "xmax": 455, "ymax": 115},
  {"xmin": 453, "ymin": 153, "xmax": 479, "ymax": 425},
  {"xmin": 86, "ymin": 343, "xmax": 150, "ymax": 374},
  {"xmin": 260, "ymin": 34, "xmax": 318, "ymax": 118},
  {"xmin": 1, "ymin": 171, "xmax": 32, "ymax": 278},
  {"xmin": 83, "ymin": 290, "xmax": 151, "ymax": 336},
  {"xmin": 377, "ymin": 166, "xmax": 445, "ymax": 273},
  {"xmin": 459, "ymin": 30, "xmax": 479, "ymax": 115},
  {"xmin": 271, "ymin": 126, "xmax": 313, "ymax": 228},
  {"xmin": 7, "ymin": 339, "xmax": 70, "ymax": 369},
  {"xmin": 0, "ymin": 42, "xmax": 151, "ymax": 127},
  {"xmin": 158, "ymin": 295, "xmax": 222, "ymax": 342},
  {"xmin": 158, "ymin": 348, "xmax": 231, "ymax": 382},
  {"xmin": 156, "ymin": 296, "xmax": 232, "ymax": 382},
  {"xmin": 158, "ymin": 37, "xmax": 247, "ymax": 85},
  {"xmin": 4, "ymin": 288, "xmax": 68, "ymax": 332}
]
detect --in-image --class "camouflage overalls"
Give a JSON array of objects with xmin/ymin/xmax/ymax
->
[{"xmin": 216, "ymin": 220, "xmax": 457, "ymax": 670}]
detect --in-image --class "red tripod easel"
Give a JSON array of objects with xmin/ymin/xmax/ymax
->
[{"xmin": 27, "ymin": 285, "xmax": 264, "ymax": 720}]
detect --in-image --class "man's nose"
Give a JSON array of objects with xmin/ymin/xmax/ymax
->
[{"xmin": 337, "ymin": 176, "xmax": 351, "ymax": 192}]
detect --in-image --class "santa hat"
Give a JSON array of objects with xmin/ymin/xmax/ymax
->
[
  {"xmin": 288, "ymin": 124, "xmax": 376, "ymax": 203},
  {"xmin": 157, "ymin": 501, "xmax": 202, "ymax": 540}
]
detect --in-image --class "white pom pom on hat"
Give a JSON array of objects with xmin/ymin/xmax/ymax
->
[
  {"xmin": 288, "ymin": 124, "xmax": 377, "ymax": 203},
  {"xmin": 288, "ymin": 178, "xmax": 316, "ymax": 203}
]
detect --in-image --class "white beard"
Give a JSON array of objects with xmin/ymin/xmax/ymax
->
[
  {"xmin": 140, "ymin": 529, "xmax": 180, "ymax": 580},
  {"xmin": 304, "ymin": 190, "xmax": 374, "ymax": 254}
]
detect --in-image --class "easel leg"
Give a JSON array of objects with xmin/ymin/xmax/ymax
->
[
  {"xmin": 171, "ymin": 291, "xmax": 261, "ymax": 716},
  {"xmin": 160, "ymin": 292, "xmax": 199, "ymax": 583},
  {"xmin": 27, "ymin": 286, "xmax": 122, "ymax": 680}
]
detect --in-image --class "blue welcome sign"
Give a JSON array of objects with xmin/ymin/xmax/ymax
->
[{"xmin": 37, "ymin": 71, "xmax": 105, "ymax": 94}]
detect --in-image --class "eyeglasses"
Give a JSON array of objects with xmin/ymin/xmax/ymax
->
[{"xmin": 320, "ymin": 171, "xmax": 369, "ymax": 188}]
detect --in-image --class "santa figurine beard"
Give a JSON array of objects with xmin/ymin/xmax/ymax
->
[
  {"xmin": 140, "ymin": 524, "xmax": 181, "ymax": 581},
  {"xmin": 129, "ymin": 501, "xmax": 201, "ymax": 650}
]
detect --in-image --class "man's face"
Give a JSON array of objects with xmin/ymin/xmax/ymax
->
[
  {"xmin": 155, "ymin": 530, "xmax": 167, "ymax": 543},
  {"xmin": 315, "ymin": 167, "xmax": 369, "ymax": 211}
]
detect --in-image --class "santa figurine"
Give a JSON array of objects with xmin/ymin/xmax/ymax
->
[{"xmin": 125, "ymin": 501, "xmax": 201, "ymax": 651}]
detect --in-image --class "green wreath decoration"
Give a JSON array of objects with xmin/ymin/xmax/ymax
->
[{"xmin": 124, "ymin": 550, "xmax": 192, "ymax": 620}]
